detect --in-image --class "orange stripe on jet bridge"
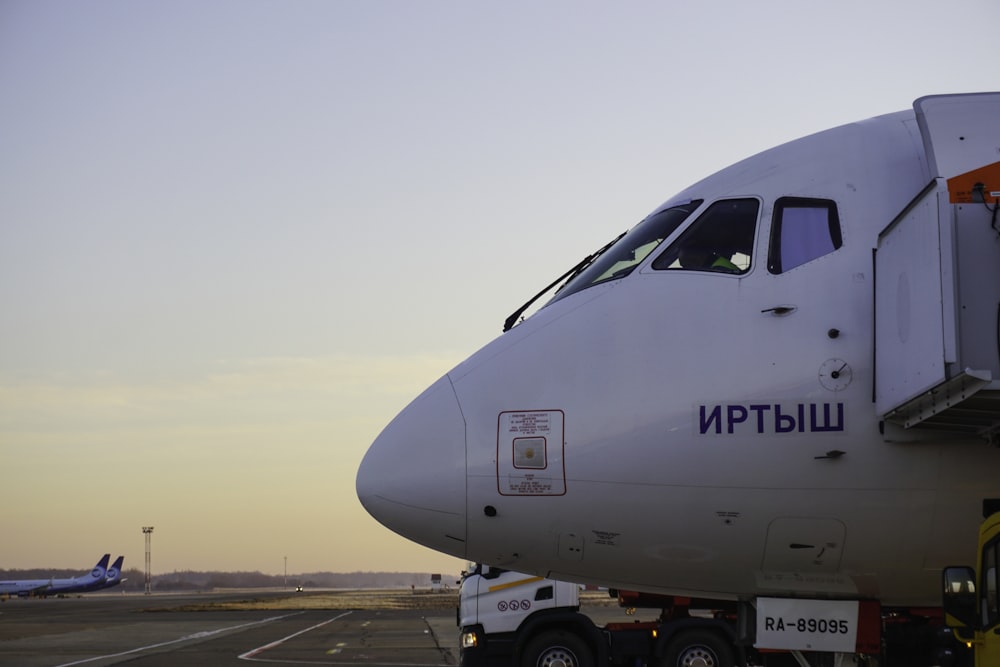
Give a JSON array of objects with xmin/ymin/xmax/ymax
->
[{"xmin": 488, "ymin": 576, "xmax": 545, "ymax": 592}]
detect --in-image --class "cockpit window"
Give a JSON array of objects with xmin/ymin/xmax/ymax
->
[
  {"xmin": 768, "ymin": 197, "xmax": 842, "ymax": 274},
  {"xmin": 651, "ymin": 198, "xmax": 759, "ymax": 273},
  {"xmin": 550, "ymin": 200, "xmax": 703, "ymax": 302}
]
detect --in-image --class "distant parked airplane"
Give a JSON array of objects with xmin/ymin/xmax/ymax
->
[
  {"xmin": 102, "ymin": 556, "xmax": 126, "ymax": 590},
  {"xmin": 0, "ymin": 554, "xmax": 123, "ymax": 597}
]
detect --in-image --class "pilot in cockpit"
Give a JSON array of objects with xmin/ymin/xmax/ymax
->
[{"xmin": 677, "ymin": 245, "xmax": 741, "ymax": 273}]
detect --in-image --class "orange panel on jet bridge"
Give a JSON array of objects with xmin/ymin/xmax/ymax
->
[{"xmin": 946, "ymin": 160, "xmax": 1000, "ymax": 203}]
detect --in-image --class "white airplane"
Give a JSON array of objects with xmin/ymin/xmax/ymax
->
[
  {"xmin": 0, "ymin": 554, "xmax": 111, "ymax": 597},
  {"xmin": 356, "ymin": 92, "xmax": 1000, "ymax": 610}
]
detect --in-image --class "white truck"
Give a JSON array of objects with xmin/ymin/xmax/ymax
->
[{"xmin": 457, "ymin": 564, "xmax": 969, "ymax": 667}]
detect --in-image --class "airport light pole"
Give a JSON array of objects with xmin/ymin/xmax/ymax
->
[
  {"xmin": 284, "ymin": 556, "xmax": 287, "ymax": 589},
  {"xmin": 142, "ymin": 526, "xmax": 154, "ymax": 595}
]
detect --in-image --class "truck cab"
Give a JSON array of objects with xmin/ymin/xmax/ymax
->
[
  {"xmin": 942, "ymin": 510, "xmax": 1000, "ymax": 666},
  {"xmin": 459, "ymin": 564, "xmax": 582, "ymax": 634},
  {"xmin": 459, "ymin": 564, "xmax": 597, "ymax": 667}
]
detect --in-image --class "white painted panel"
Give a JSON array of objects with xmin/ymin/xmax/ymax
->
[
  {"xmin": 875, "ymin": 184, "xmax": 948, "ymax": 416},
  {"xmin": 756, "ymin": 598, "xmax": 859, "ymax": 652}
]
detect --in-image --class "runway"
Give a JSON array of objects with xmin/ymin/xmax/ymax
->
[{"xmin": 0, "ymin": 591, "xmax": 461, "ymax": 667}]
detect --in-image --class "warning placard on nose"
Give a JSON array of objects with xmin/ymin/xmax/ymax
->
[{"xmin": 497, "ymin": 410, "xmax": 565, "ymax": 496}]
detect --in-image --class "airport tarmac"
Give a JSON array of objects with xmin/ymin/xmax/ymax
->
[{"xmin": 0, "ymin": 590, "xmax": 467, "ymax": 667}]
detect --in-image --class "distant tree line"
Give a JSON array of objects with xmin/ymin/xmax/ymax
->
[{"xmin": 0, "ymin": 567, "xmax": 458, "ymax": 592}]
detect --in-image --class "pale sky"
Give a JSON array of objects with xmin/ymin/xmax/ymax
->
[{"xmin": 0, "ymin": 0, "xmax": 994, "ymax": 575}]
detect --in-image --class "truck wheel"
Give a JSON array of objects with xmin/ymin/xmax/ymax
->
[
  {"xmin": 522, "ymin": 630, "xmax": 593, "ymax": 667},
  {"xmin": 661, "ymin": 630, "xmax": 734, "ymax": 667}
]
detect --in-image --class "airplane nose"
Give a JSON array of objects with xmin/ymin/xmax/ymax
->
[{"xmin": 356, "ymin": 374, "xmax": 467, "ymax": 558}]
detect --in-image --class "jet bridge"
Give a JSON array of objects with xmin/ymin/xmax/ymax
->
[{"xmin": 876, "ymin": 93, "xmax": 1000, "ymax": 442}]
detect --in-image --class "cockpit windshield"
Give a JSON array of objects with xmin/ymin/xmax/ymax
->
[{"xmin": 549, "ymin": 199, "xmax": 703, "ymax": 304}]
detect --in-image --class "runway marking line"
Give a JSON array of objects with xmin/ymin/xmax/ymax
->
[
  {"xmin": 54, "ymin": 612, "xmax": 305, "ymax": 667},
  {"xmin": 239, "ymin": 610, "xmax": 353, "ymax": 661},
  {"xmin": 326, "ymin": 640, "xmax": 349, "ymax": 654},
  {"xmin": 238, "ymin": 611, "xmax": 450, "ymax": 666}
]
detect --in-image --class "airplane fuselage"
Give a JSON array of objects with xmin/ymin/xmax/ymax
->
[
  {"xmin": 0, "ymin": 555, "xmax": 120, "ymax": 597},
  {"xmin": 357, "ymin": 97, "xmax": 1000, "ymax": 607}
]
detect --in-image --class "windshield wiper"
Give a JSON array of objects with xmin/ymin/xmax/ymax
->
[{"xmin": 502, "ymin": 231, "xmax": 626, "ymax": 332}]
